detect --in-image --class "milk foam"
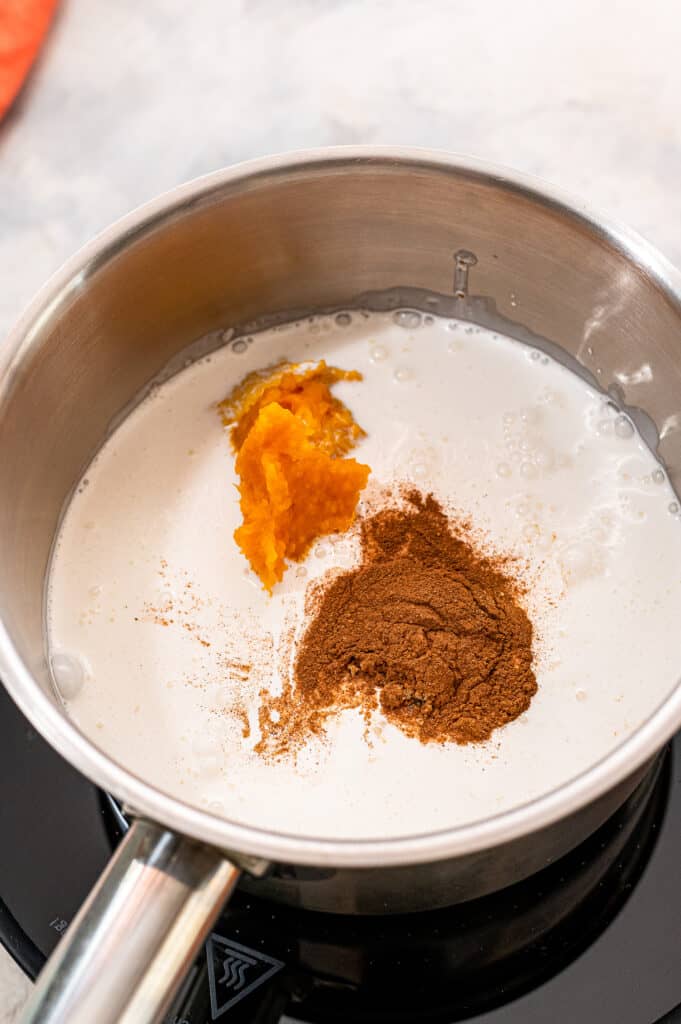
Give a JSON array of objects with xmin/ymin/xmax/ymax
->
[{"xmin": 46, "ymin": 312, "xmax": 681, "ymax": 839}]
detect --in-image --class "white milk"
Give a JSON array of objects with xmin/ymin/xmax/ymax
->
[{"xmin": 46, "ymin": 312, "xmax": 681, "ymax": 840}]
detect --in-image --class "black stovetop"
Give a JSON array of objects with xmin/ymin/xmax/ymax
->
[{"xmin": 1, "ymin": 683, "xmax": 681, "ymax": 1024}]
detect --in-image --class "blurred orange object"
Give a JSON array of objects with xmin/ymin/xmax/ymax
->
[{"xmin": 0, "ymin": 0, "xmax": 58, "ymax": 120}]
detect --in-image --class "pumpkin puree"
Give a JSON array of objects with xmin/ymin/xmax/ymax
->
[{"xmin": 219, "ymin": 361, "xmax": 370, "ymax": 591}]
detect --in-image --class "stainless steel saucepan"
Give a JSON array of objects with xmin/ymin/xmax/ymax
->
[{"xmin": 2, "ymin": 148, "xmax": 681, "ymax": 1023}]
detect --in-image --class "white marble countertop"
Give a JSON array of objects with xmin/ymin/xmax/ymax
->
[{"xmin": 1, "ymin": 0, "xmax": 681, "ymax": 1018}]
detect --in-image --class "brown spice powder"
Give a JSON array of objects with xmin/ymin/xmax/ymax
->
[{"xmin": 258, "ymin": 490, "xmax": 537, "ymax": 756}]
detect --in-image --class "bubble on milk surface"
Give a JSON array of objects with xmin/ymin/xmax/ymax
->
[
  {"xmin": 559, "ymin": 540, "xmax": 604, "ymax": 586},
  {"xmin": 370, "ymin": 344, "xmax": 389, "ymax": 363},
  {"xmin": 502, "ymin": 405, "xmax": 557, "ymax": 481},
  {"xmin": 393, "ymin": 310, "xmax": 422, "ymax": 330},
  {"xmin": 614, "ymin": 415, "xmax": 635, "ymax": 440},
  {"xmin": 51, "ymin": 651, "xmax": 88, "ymax": 700}
]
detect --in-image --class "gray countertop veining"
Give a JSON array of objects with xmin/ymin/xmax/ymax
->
[{"xmin": 1, "ymin": 0, "xmax": 681, "ymax": 1016}]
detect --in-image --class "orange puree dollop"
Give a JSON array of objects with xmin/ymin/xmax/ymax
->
[{"xmin": 219, "ymin": 361, "xmax": 370, "ymax": 592}]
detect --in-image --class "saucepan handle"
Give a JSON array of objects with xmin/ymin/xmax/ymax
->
[{"xmin": 20, "ymin": 818, "xmax": 241, "ymax": 1024}]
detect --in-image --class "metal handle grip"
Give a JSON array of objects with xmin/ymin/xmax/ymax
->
[{"xmin": 21, "ymin": 818, "xmax": 241, "ymax": 1024}]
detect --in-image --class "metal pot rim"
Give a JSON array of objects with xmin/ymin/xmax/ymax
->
[{"xmin": 3, "ymin": 145, "xmax": 681, "ymax": 868}]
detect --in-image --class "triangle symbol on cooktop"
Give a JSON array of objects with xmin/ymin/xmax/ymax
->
[{"xmin": 205, "ymin": 932, "xmax": 284, "ymax": 1019}]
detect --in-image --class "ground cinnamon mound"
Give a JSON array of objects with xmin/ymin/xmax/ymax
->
[
  {"xmin": 258, "ymin": 490, "xmax": 537, "ymax": 754},
  {"xmin": 219, "ymin": 361, "xmax": 370, "ymax": 592}
]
